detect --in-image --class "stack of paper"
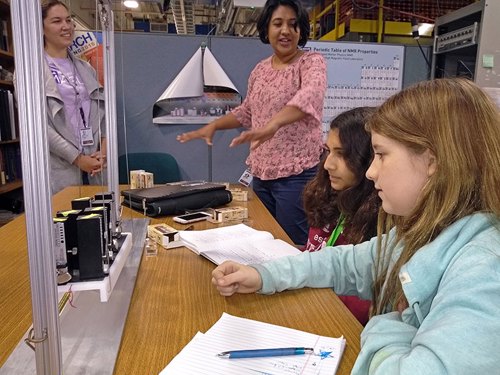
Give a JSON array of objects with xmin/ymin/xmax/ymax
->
[{"xmin": 160, "ymin": 313, "xmax": 346, "ymax": 375}]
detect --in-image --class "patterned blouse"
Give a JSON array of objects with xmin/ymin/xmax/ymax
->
[{"xmin": 232, "ymin": 52, "xmax": 327, "ymax": 180}]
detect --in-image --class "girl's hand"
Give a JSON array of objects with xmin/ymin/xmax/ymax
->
[{"xmin": 211, "ymin": 261, "xmax": 263, "ymax": 296}]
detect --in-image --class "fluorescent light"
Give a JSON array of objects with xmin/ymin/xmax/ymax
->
[
  {"xmin": 123, "ymin": 0, "xmax": 139, "ymax": 8},
  {"xmin": 418, "ymin": 23, "xmax": 434, "ymax": 37}
]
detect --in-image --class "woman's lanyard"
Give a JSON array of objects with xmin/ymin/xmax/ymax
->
[
  {"xmin": 46, "ymin": 53, "xmax": 94, "ymax": 148},
  {"xmin": 46, "ymin": 53, "xmax": 88, "ymax": 129},
  {"xmin": 326, "ymin": 214, "xmax": 345, "ymax": 247}
]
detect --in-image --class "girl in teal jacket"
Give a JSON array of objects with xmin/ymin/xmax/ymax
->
[{"xmin": 212, "ymin": 78, "xmax": 500, "ymax": 375}]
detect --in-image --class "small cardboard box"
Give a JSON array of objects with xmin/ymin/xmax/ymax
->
[
  {"xmin": 147, "ymin": 224, "xmax": 183, "ymax": 249},
  {"xmin": 213, "ymin": 206, "xmax": 248, "ymax": 223},
  {"xmin": 130, "ymin": 170, "xmax": 154, "ymax": 189},
  {"xmin": 130, "ymin": 170, "xmax": 144, "ymax": 189},
  {"xmin": 229, "ymin": 188, "xmax": 248, "ymax": 202},
  {"xmin": 141, "ymin": 172, "xmax": 154, "ymax": 188}
]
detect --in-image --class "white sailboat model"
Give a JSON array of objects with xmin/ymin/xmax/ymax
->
[{"xmin": 153, "ymin": 46, "xmax": 241, "ymax": 124}]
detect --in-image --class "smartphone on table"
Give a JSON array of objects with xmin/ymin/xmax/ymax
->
[{"xmin": 173, "ymin": 212, "xmax": 212, "ymax": 224}]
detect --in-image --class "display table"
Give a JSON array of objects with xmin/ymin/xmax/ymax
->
[{"xmin": 0, "ymin": 185, "xmax": 363, "ymax": 374}]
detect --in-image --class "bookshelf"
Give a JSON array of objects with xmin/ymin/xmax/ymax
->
[{"xmin": 0, "ymin": 0, "xmax": 22, "ymax": 220}]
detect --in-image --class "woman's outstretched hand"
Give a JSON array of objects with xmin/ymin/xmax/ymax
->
[
  {"xmin": 212, "ymin": 261, "xmax": 263, "ymax": 297},
  {"xmin": 177, "ymin": 123, "xmax": 217, "ymax": 145}
]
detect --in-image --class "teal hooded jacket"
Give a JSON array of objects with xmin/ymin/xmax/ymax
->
[{"xmin": 253, "ymin": 213, "xmax": 500, "ymax": 374}]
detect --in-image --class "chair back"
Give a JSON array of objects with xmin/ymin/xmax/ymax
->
[{"xmin": 118, "ymin": 152, "xmax": 181, "ymax": 184}]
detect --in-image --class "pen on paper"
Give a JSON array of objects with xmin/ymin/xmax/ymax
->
[{"xmin": 216, "ymin": 347, "xmax": 314, "ymax": 359}]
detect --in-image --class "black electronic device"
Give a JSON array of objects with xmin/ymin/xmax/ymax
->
[
  {"xmin": 92, "ymin": 197, "xmax": 113, "ymax": 228},
  {"xmin": 94, "ymin": 191, "xmax": 115, "ymax": 201},
  {"xmin": 76, "ymin": 214, "xmax": 105, "ymax": 280},
  {"xmin": 53, "ymin": 217, "xmax": 72, "ymax": 284},
  {"xmin": 71, "ymin": 196, "xmax": 93, "ymax": 210},
  {"xmin": 56, "ymin": 209, "xmax": 82, "ymax": 273},
  {"xmin": 84, "ymin": 206, "xmax": 111, "ymax": 261},
  {"xmin": 94, "ymin": 191, "xmax": 122, "ymax": 240}
]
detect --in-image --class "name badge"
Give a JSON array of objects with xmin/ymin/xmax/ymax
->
[
  {"xmin": 238, "ymin": 168, "xmax": 253, "ymax": 187},
  {"xmin": 80, "ymin": 128, "xmax": 94, "ymax": 146}
]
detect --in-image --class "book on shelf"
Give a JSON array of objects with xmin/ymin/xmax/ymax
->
[
  {"xmin": 0, "ymin": 20, "xmax": 7, "ymax": 52},
  {"xmin": 7, "ymin": 90, "xmax": 16, "ymax": 140},
  {"xmin": 0, "ymin": 143, "xmax": 21, "ymax": 184},
  {"xmin": 0, "ymin": 88, "xmax": 14, "ymax": 141},
  {"xmin": 179, "ymin": 223, "xmax": 301, "ymax": 265}
]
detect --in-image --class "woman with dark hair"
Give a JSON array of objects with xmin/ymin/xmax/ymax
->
[
  {"xmin": 256, "ymin": 0, "xmax": 310, "ymax": 47},
  {"xmin": 302, "ymin": 107, "xmax": 380, "ymax": 325},
  {"xmin": 178, "ymin": 0, "xmax": 327, "ymax": 246}
]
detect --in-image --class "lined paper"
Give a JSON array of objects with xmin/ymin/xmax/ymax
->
[{"xmin": 160, "ymin": 313, "xmax": 345, "ymax": 375}]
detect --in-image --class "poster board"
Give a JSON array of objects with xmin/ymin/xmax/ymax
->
[
  {"xmin": 70, "ymin": 30, "xmax": 104, "ymax": 85},
  {"xmin": 306, "ymin": 41, "xmax": 404, "ymax": 135}
]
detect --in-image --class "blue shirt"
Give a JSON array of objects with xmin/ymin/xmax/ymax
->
[{"xmin": 253, "ymin": 213, "xmax": 500, "ymax": 374}]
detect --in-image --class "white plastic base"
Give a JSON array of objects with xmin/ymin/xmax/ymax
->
[{"xmin": 57, "ymin": 232, "xmax": 133, "ymax": 302}]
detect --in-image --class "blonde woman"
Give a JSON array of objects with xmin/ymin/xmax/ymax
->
[{"xmin": 212, "ymin": 78, "xmax": 500, "ymax": 374}]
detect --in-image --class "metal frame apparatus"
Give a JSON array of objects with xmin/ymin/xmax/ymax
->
[
  {"xmin": 98, "ymin": 0, "xmax": 121, "ymax": 227},
  {"xmin": 11, "ymin": 0, "xmax": 62, "ymax": 373},
  {"xmin": 10, "ymin": 0, "xmax": 122, "ymax": 373}
]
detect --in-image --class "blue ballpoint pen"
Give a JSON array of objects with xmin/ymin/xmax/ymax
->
[{"xmin": 217, "ymin": 347, "xmax": 314, "ymax": 359}]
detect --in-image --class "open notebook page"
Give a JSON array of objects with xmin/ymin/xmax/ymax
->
[
  {"xmin": 160, "ymin": 313, "xmax": 346, "ymax": 375},
  {"xmin": 179, "ymin": 223, "xmax": 273, "ymax": 255},
  {"xmin": 201, "ymin": 238, "xmax": 300, "ymax": 265}
]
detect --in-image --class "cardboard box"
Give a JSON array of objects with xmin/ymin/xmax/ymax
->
[
  {"xmin": 213, "ymin": 206, "xmax": 248, "ymax": 223},
  {"xmin": 130, "ymin": 170, "xmax": 154, "ymax": 189},
  {"xmin": 147, "ymin": 223, "xmax": 183, "ymax": 249},
  {"xmin": 229, "ymin": 188, "xmax": 248, "ymax": 201},
  {"xmin": 141, "ymin": 172, "xmax": 154, "ymax": 188},
  {"xmin": 130, "ymin": 170, "xmax": 144, "ymax": 189}
]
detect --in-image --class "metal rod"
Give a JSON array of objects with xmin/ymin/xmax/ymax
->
[
  {"xmin": 10, "ymin": 0, "xmax": 62, "ymax": 373},
  {"xmin": 99, "ymin": 1, "xmax": 121, "ymax": 230},
  {"xmin": 200, "ymin": 43, "xmax": 213, "ymax": 182}
]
